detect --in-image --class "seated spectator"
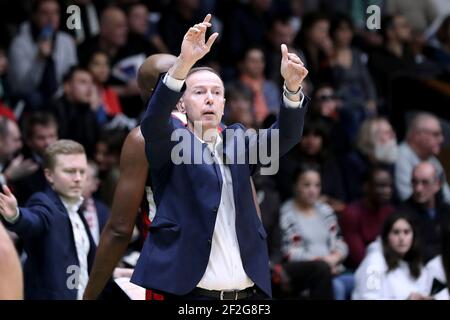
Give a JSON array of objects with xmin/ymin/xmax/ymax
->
[
  {"xmin": 49, "ymin": 66, "xmax": 99, "ymax": 157},
  {"xmin": 352, "ymin": 212, "xmax": 431, "ymax": 300},
  {"xmin": 82, "ymin": 160, "xmax": 109, "ymax": 246},
  {"xmin": 308, "ymin": 83, "xmax": 350, "ymax": 156},
  {"xmin": 236, "ymin": 46, "xmax": 280, "ymax": 126},
  {"xmin": 395, "ymin": 112, "xmax": 450, "ymax": 203},
  {"xmin": 340, "ymin": 166, "xmax": 396, "ymax": 269},
  {"xmin": 294, "ymin": 12, "xmax": 334, "ymax": 87},
  {"xmin": 0, "ymin": 140, "xmax": 96, "ymax": 300},
  {"xmin": 7, "ymin": 0, "xmax": 77, "ymax": 110},
  {"xmin": 94, "ymin": 129, "xmax": 126, "ymax": 208},
  {"xmin": 424, "ymin": 15, "xmax": 450, "ymax": 73},
  {"xmin": 78, "ymin": 6, "xmax": 144, "ymax": 117},
  {"xmin": 84, "ymin": 50, "xmax": 135, "ymax": 130},
  {"xmin": 0, "ymin": 47, "xmax": 13, "ymax": 114},
  {"xmin": 12, "ymin": 111, "xmax": 58, "ymax": 205},
  {"xmin": 279, "ymin": 164, "xmax": 354, "ymax": 300},
  {"xmin": 0, "ymin": 221, "xmax": 23, "ymax": 299},
  {"xmin": 343, "ymin": 117, "xmax": 398, "ymax": 201},
  {"xmin": 329, "ymin": 14, "xmax": 377, "ymax": 117},
  {"xmin": 276, "ymin": 120, "xmax": 346, "ymax": 212},
  {"xmin": 223, "ymin": 83, "xmax": 255, "ymax": 129},
  {"xmin": 368, "ymin": 14, "xmax": 416, "ymax": 109},
  {"xmin": 0, "ymin": 116, "xmax": 38, "ymax": 187},
  {"xmin": 399, "ymin": 161, "xmax": 450, "ymax": 261},
  {"xmin": 424, "ymin": 219, "xmax": 450, "ymax": 299}
]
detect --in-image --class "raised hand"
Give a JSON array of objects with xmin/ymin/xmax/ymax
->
[
  {"xmin": 0, "ymin": 185, "xmax": 18, "ymax": 220},
  {"xmin": 280, "ymin": 44, "xmax": 308, "ymax": 93},
  {"xmin": 169, "ymin": 14, "xmax": 219, "ymax": 80},
  {"xmin": 180, "ymin": 14, "xmax": 218, "ymax": 64}
]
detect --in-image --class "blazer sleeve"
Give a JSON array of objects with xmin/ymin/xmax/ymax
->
[
  {"xmin": 4, "ymin": 194, "xmax": 55, "ymax": 239},
  {"xmin": 140, "ymin": 75, "xmax": 185, "ymax": 171},
  {"xmin": 247, "ymin": 96, "xmax": 309, "ymax": 175}
]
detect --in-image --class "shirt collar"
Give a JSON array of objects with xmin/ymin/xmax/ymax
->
[{"xmin": 60, "ymin": 196, "xmax": 84, "ymax": 214}]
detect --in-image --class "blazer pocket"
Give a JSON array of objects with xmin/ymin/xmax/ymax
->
[{"xmin": 149, "ymin": 216, "xmax": 181, "ymax": 247}]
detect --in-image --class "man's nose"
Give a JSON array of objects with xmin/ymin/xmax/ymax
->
[{"xmin": 205, "ymin": 91, "xmax": 214, "ymax": 104}]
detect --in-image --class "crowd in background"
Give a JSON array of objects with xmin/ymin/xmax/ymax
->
[{"xmin": 1, "ymin": 0, "xmax": 450, "ymax": 300}]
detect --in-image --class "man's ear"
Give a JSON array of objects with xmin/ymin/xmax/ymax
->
[
  {"xmin": 177, "ymin": 98, "xmax": 186, "ymax": 114},
  {"xmin": 44, "ymin": 168, "xmax": 53, "ymax": 185}
]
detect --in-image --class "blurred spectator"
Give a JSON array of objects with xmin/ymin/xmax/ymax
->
[
  {"xmin": 8, "ymin": 0, "xmax": 77, "ymax": 110},
  {"xmin": 0, "ymin": 140, "xmax": 96, "ymax": 300},
  {"xmin": 125, "ymin": 2, "xmax": 166, "ymax": 54},
  {"xmin": 368, "ymin": 14, "xmax": 415, "ymax": 106},
  {"xmin": 308, "ymin": 83, "xmax": 350, "ymax": 156},
  {"xmin": 0, "ymin": 47, "xmax": 12, "ymax": 111},
  {"xmin": 82, "ymin": 160, "xmax": 109, "ymax": 246},
  {"xmin": 220, "ymin": 0, "xmax": 274, "ymax": 71},
  {"xmin": 85, "ymin": 49, "xmax": 135, "ymax": 130},
  {"xmin": 236, "ymin": 46, "xmax": 280, "ymax": 125},
  {"xmin": 343, "ymin": 117, "xmax": 398, "ymax": 201},
  {"xmin": 265, "ymin": 15, "xmax": 300, "ymax": 87},
  {"xmin": 352, "ymin": 212, "xmax": 431, "ymax": 300},
  {"xmin": 0, "ymin": 221, "xmax": 23, "ymax": 299},
  {"xmin": 12, "ymin": 111, "xmax": 58, "ymax": 205},
  {"xmin": 395, "ymin": 112, "xmax": 450, "ymax": 203},
  {"xmin": 0, "ymin": 116, "xmax": 38, "ymax": 186},
  {"xmin": 158, "ymin": 0, "xmax": 203, "ymax": 56},
  {"xmin": 424, "ymin": 219, "xmax": 450, "ymax": 299},
  {"xmin": 424, "ymin": 15, "xmax": 450, "ymax": 73},
  {"xmin": 49, "ymin": 66, "xmax": 99, "ymax": 157},
  {"xmin": 294, "ymin": 12, "xmax": 333, "ymax": 87},
  {"xmin": 329, "ymin": 14, "xmax": 377, "ymax": 117},
  {"xmin": 279, "ymin": 164, "xmax": 353, "ymax": 300},
  {"xmin": 399, "ymin": 161, "xmax": 450, "ymax": 261},
  {"xmin": 60, "ymin": 0, "xmax": 105, "ymax": 44},
  {"xmin": 385, "ymin": 0, "xmax": 437, "ymax": 37},
  {"xmin": 340, "ymin": 166, "xmax": 396, "ymax": 268},
  {"xmin": 223, "ymin": 82, "xmax": 255, "ymax": 129},
  {"xmin": 94, "ymin": 129, "xmax": 126, "ymax": 208},
  {"xmin": 276, "ymin": 120, "xmax": 346, "ymax": 212}
]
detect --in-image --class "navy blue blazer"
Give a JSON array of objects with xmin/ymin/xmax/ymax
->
[
  {"xmin": 133, "ymin": 76, "xmax": 308, "ymax": 297},
  {"xmin": 4, "ymin": 187, "xmax": 96, "ymax": 300}
]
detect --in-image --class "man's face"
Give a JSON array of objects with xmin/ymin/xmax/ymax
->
[
  {"xmin": 369, "ymin": 170, "xmax": 393, "ymax": 204},
  {"xmin": 128, "ymin": 4, "xmax": 149, "ymax": 35},
  {"xmin": 242, "ymin": 49, "xmax": 265, "ymax": 78},
  {"xmin": 181, "ymin": 70, "xmax": 225, "ymax": 133},
  {"xmin": 393, "ymin": 16, "xmax": 412, "ymax": 43},
  {"xmin": 65, "ymin": 71, "xmax": 94, "ymax": 104},
  {"xmin": 45, "ymin": 153, "xmax": 87, "ymax": 201},
  {"xmin": 102, "ymin": 9, "xmax": 128, "ymax": 47},
  {"xmin": 27, "ymin": 124, "xmax": 58, "ymax": 157},
  {"xmin": 0, "ymin": 121, "xmax": 23, "ymax": 162},
  {"xmin": 33, "ymin": 0, "xmax": 60, "ymax": 31},
  {"xmin": 411, "ymin": 164, "xmax": 440, "ymax": 205},
  {"xmin": 416, "ymin": 118, "xmax": 443, "ymax": 156},
  {"xmin": 270, "ymin": 21, "xmax": 295, "ymax": 47}
]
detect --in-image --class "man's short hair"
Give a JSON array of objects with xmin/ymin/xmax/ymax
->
[
  {"xmin": 406, "ymin": 112, "xmax": 439, "ymax": 138},
  {"xmin": 62, "ymin": 66, "xmax": 90, "ymax": 83},
  {"xmin": 31, "ymin": 0, "xmax": 58, "ymax": 14},
  {"xmin": 43, "ymin": 140, "xmax": 85, "ymax": 170},
  {"xmin": 23, "ymin": 111, "xmax": 58, "ymax": 140}
]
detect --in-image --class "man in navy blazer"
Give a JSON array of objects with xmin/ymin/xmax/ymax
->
[
  {"xmin": 131, "ymin": 14, "xmax": 309, "ymax": 299},
  {"xmin": 0, "ymin": 140, "xmax": 96, "ymax": 300}
]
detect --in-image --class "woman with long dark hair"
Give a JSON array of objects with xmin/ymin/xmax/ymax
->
[{"xmin": 352, "ymin": 212, "xmax": 431, "ymax": 299}]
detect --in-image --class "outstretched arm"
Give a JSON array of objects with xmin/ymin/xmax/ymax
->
[{"xmin": 84, "ymin": 129, "xmax": 148, "ymax": 300}]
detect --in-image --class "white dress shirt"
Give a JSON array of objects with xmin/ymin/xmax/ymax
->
[
  {"xmin": 62, "ymin": 197, "xmax": 90, "ymax": 300},
  {"xmin": 163, "ymin": 72, "xmax": 303, "ymax": 291}
]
